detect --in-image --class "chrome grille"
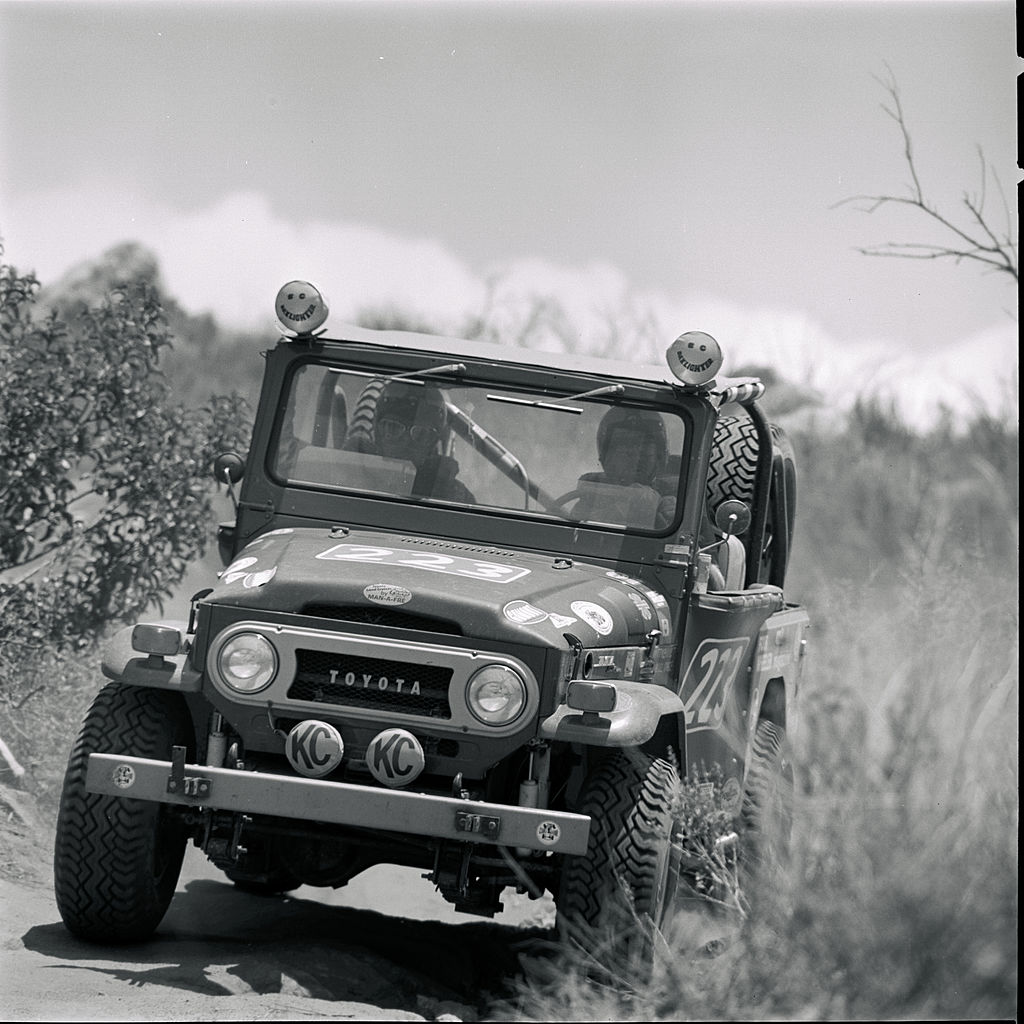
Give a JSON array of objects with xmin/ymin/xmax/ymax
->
[{"xmin": 289, "ymin": 649, "xmax": 453, "ymax": 718}]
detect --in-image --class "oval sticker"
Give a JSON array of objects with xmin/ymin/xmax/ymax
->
[
  {"xmin": 570, "ymin": 600, "xmax": 614, "ymax": 637},
  {"xmin": 242, "ymin": 567, "xmax": 277, "ymax": 588},
  {"xmin": 363, "ymin": 584, "xmax": 413, "ymax": 606},
  {"xmin": 285, "ymin": 720, "xmax": 345, "ymax": 778},
  {"xmin": 366, "ymin": 728, "xmax": 425, "ymax": 788},
  {"xmin": 503, "ymin": 600, "xmax": 548, "ymax": 625}
]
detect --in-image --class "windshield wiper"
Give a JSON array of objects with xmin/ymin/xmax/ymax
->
[
  {"xmin": 327, "ymin": 362, "xmax": 466, "ymax": 384},
  {"xmin": 385, "ymin": 362, "xmax": 466, "ymax": 384},
  {"xmin": 486, "ymin": 382, "xmax": 623, "ymax": 414}
]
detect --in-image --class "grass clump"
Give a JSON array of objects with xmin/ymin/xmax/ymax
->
[{"xmin": 505, "ymin": 403, "xmax": 1018, "ymax": 1021}]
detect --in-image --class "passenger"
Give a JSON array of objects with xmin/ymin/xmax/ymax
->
[
  {"xmin": 575, "ymin": 408, "xmax": 676, "ymax": 527},
  {"xmin": 374, "ymin": 381, "xmax": 475, "ymax": 503}
]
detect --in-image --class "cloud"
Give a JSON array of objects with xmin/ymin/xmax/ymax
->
[{"xmin": 3, "ymin": 185, "xmax": 1016, "ymax": 428}]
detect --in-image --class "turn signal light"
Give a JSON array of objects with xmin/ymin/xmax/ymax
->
[
  {"xmin": 566, "ymin": 680, "xmax": 617, "ymax": 713},
  {"xmin": 131, "ymin": 623, "xmax": 182, "ymax": 657}
]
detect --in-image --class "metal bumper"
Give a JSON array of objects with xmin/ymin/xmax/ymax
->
[{"xmin": 85, "ymin": 753, "xmax": 591, "ymax": 855}]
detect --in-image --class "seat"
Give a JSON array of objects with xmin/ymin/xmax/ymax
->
[{"xmin": 716, "ymin": 534, "xmax": 747, "ymax": 591}]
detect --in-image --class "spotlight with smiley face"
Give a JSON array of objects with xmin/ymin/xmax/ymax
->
[
  {"xmin": 275, "ymin": 280, "xmax": 329, "ymax": 335},
  {"xmin": 665, "ymin": 330, "xmax": 723, "ymax": 387}
]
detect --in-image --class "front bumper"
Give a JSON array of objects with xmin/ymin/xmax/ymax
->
[{"xmin": 85, "ymin": 752, "xmax": 591, "ymax": 855}]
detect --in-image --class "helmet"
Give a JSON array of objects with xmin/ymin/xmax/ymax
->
[
  {"xmin": 375, "ymin": 380, "xmax": 450, "ymax": 450},
  {"xmin": 596, "ymin": 407, "xmax": 668, "ymax": 475}
]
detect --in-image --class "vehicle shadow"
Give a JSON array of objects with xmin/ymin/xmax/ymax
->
[{"xmin": 21, "ymin": 876, "xmax": 558, "ymax": 1018}]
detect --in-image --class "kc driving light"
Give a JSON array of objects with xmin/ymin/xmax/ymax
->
[
  {"xmin": 217, "ymin": 632, "xmax": 278, "ymax": 693},
  {"xmin": 466, "ymin": 664, "xmax": 527, "ymax": 725}
]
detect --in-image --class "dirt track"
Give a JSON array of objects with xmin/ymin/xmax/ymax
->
[{"xmin": 1, "ymin": 834, "xmax": 557, "ymax": 1022}]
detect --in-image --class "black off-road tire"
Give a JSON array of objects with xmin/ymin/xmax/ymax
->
[
  {"xmin": 741, "ymin": 718, "xmax": 794, "ymax": 874},
  {"xmin": 53, "ymin": 683, "xmax": 194, "ymax": 942},
  {"xmin": 557, "ymin": 752, "xmax": 680, "ymax": 969},
  {"xmin": 707, "ymin": 414, "xmax": 759, "ymax": 516}
]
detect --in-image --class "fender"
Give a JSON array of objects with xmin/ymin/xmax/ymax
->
[
  {"xmin": 101, "ymin": 621, "xmax": 203, "ymax": 692},
  {"xmin": 744, "ymin": 605, "xmax": 809, "ymax": 747},
  {"xmin": 539, "ymin": 680, "xmax": 686, "ymax": 747}
]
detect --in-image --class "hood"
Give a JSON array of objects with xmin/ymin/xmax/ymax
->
[{"xmin": 208, "ymin": 526, "xmax": 673, "ymax": 648}]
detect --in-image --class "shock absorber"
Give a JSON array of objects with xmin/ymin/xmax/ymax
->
[
  {"xmin": 206, "ymin": 711, "xmax": 227, "ymax": 767},
  {"xmin": 517, "ymin": 741, "xmax": 551, "ymax": 856}
]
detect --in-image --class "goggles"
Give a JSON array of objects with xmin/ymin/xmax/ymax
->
[{"xmin": 377, "ymin": 418, "xmax": 441, "ymax": 447}]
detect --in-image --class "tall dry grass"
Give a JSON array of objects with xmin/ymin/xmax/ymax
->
[{"xmin": 505, "ymin": 399, "xmax": 1018, "ymax": 1021}]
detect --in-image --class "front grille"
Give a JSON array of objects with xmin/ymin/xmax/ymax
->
[
  {"xmin": 301, "ymin": 603, "xmax": 462, "ymax": 635},
  {"xmin": 289, "ymin": 649, "xmax": 453, "ymax": 718}
]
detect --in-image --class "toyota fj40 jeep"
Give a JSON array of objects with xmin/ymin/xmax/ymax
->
[{"xmin": 54, "ymin": 281, "xmax": 809, "ymax": 953}]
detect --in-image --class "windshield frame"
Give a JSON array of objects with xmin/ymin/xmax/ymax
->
[{"xmin": 263, "ymin": 350, "xmax": 693, "ymax": 539}]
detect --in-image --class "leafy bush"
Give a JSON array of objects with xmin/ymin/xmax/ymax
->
[{"xmin": 0, "ymin": 255, "xmax": 249, "ymax": 790}]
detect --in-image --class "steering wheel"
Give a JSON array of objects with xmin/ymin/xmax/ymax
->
[{"xmin": 545, "ymin": 489, "xmax": 585, "ymax": 518}]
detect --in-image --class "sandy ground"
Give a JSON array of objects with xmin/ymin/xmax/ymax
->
[{"xmin": 0, "ymin": 792, "xmax": 557, "ymax": 1023}]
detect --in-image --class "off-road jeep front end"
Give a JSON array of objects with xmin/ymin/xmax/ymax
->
[{"xmin": 54, "ymin": 281, "xmax": 809, "ymax": 954}]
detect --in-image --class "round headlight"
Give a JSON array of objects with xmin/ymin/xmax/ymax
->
[
  {"xmin": 217, "ymin": 632, "xmax": 277, "ymax": 693},
  {"xmin": 466, "ymin": 664, "xmax": 527, "ymax": 726}
]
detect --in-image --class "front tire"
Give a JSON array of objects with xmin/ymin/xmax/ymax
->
[
  {"xmin": 557, "ymin": 752, "xmax": 680, "ymax": 969},
  {"xmin": 53, "ymin": 683, "xmax": 194, "ymax": 942}
]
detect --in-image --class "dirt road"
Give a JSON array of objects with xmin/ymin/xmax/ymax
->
[{"xmin": 1, "ymin": 833, "xmax": 556, "ymax": 1022}]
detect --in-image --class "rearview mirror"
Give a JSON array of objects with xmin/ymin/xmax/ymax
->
[
  {"xmin": 212, "ymin": 451, "xmax": 245, "ymax": 485},
  {"xmin": 714, "ymin": 499, "xmax": 751, "ymax": 537}
]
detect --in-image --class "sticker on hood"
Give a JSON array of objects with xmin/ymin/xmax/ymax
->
[
  {"xmin": 627, "ymin": 591, "xmax": 654, "ymax": 621},
  {"xmin": 221, "ymin": 556, "xmax": 276, "ymax": 589},
  {"xmin": 503, "ymin": 600, "xmax": 577, "ymax": 629},
  {"xmin": 604, "ymin": 572, "xmax": 672, "ymax": 638},
  {"xmin": 317, "ymin": 543, "xmax": 530, "ymax": 584},
  {"xmin": 221, "ymin": 556, "xmax": 258, "ymax": 583},
  {"xmin": 242, "ymin": 567, "xmax": 277, "ymax": 588},
  {"xmin": 503, "ymin": 600, "xmax": 548, "ymax": 625},
  {"xmin": 364, "ymin": 584, "xmax": 412, "ymax": 606},
  {"xmin": 570, "ymin": 600, "xmax": 614, "ymax": 637},
  {"xmin": 547, "ymin": 613, "xmax": 577, "ymax": 629}
]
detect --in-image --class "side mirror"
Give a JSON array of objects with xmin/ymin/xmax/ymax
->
[
  {"xmin": 714, "ymin": 499, "xmax": 751, "ymax": 537},
  {"xmin": 212, "ymin": 451, "xmax": 245, "ymax": 486}
]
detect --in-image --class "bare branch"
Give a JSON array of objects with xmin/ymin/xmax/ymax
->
[{"xmin": 836, "ymin": 69, "xmax": 1018, "ymax": 283}]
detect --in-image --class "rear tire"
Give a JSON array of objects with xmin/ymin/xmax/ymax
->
[
  {"xmin": 557, "ymin": 752, "xmax": 680, "ymax": 971},
  {"xmin": 741, "ymin": 719, "xmax": 794, "ymax": 873},
  {"xmin": 53, "ymin": 683, "xmax": 194, "ymax": 942}
]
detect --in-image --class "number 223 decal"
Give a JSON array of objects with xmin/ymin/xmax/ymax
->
[
  {"xmin": 316, "ymin": 544, "xmax": 531, "ymax": 584},
  {"xmin": 678, "ymin": 638, "xmax": 748, "ymax": 732}
]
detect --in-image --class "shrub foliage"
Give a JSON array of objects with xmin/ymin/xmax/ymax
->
[{"xmin": 0, "ymin": 257, "xmax": 249, "ymax": 706}]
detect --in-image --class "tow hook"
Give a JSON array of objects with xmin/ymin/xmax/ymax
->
[{"xmin": 166, "ymin": 745, "xmax": 212, "ymax": 799}]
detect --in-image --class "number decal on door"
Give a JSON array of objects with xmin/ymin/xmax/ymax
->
[{"xmin": 678, "ymin": 638, "xmax": 748, "ymax": 732}]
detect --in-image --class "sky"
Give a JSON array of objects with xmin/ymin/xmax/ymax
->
[{"xmin": 0, "ymin": 0, "xmax": 1018, "ymax": 425}]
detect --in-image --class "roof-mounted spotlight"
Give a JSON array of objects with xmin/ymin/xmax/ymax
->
[
  {"xmin": 275, "ymin": 280, "xmax": 329, "ymax": 337},
  {"xmin": 665, "ymin": 330, "xmax": 723, "ymax": 388}
]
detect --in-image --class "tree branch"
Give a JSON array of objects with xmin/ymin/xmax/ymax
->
[{"xmin": 836, "ymin": 67, "xmax": 1018, "ymax": 283}]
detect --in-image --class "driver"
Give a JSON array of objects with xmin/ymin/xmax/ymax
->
[
  {"xmin": 574, "ymin": 407, "xmax": 676, "ymax": 526},
  {"xmin": 374, "ymin": 381, "xmax": 475, "ymax": 503}
]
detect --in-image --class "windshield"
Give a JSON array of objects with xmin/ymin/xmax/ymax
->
[{"xmin": 270, "ymin": 362, "xmax": 687, "ymax": 533}]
